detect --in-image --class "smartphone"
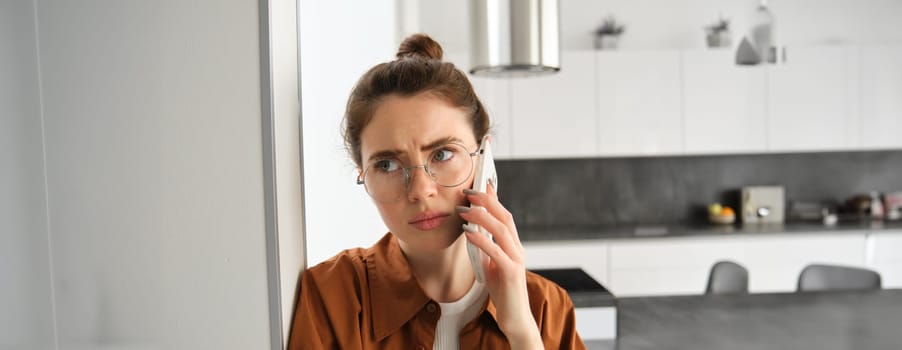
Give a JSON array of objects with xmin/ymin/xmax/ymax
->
[{"xmin": 465, "ymin": 135, "xmax": 498, "ymax": 283}]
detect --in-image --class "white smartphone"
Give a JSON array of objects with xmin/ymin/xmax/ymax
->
[{"xmin": 465, "ymin": 135, "xmax": 498, "ymax": 283}]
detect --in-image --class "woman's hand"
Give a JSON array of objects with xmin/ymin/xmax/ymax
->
[{"xmin": 457, "ymin": 183, "xmax": 543, "ymax": 349}]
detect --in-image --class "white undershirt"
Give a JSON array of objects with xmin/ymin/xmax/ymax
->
[{"xmin": 433, "ymin": 280, "xmax": 489, "ymax": 350}]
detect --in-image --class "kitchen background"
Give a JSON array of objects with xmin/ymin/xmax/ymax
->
[
  {"xmin": 294, "ymin": 12, "xmax": 902, "ymax": 344},
  {"xmin": 498, "ymin": 150, "xmax": 902, "ymax": 231},
  {"xmin": 303, "ymin": 0, "xmax": 902, "ymax": 266},
  {"xmin": 4, "ymin": 0, "xmax": 901, "ymax": 348}
]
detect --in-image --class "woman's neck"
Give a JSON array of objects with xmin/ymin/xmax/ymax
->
[{"xmin": 402, "ymin": 235, "xmax": 476, "ymax": 303}]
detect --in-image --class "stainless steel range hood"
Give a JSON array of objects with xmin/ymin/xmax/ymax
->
[{"xmin": 470, "ymin": 0, "xmax": 560, "ymax": 77}]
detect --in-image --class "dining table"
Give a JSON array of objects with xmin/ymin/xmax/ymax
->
[{"xmin": 616, "ymin": 289, "xmax": 902, "ymax": 350}]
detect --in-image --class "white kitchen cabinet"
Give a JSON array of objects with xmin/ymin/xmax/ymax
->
[
  {"xmin": 509, "ymin": 51, "xmax": 598, "ymax": 158},
  {"xmin": 523, "ymin": 241, "xmax": 616, "ymax": 342},
  {"xmin": 738, "ymin": 233, "xmax": 867, "ymax": 292},
  {"xmin": 607, "ymin": 233, "xmax": 867, "ymax": 296},
  {"xmin": 858, "ymin": 45, "xmax": 902, "ymax": 150},
  {"xmin": 465, "ymin": 45, "xmax": 900, "ymax": 159},
  {"xmin": 682, "ymin": 49, "xmax": 768, "ymax": 154},
  {"xmin": 596, "ymin": 50, "xmax": 683, "ymax": 156},
  {"xmin": 766, "ymin": 46, "xmax": 858, "ymax": 151},
  {"xmin": 523, "ymin": 240, "xmax": 609, "ymax": 287},
  {"xmin": 607, "ymin": 236, "xmax": 744, "ymax": 296},
  {"xmin": 867, "ymin": 230, "xmax": 902, "ymax": 288},
  {"xmin": 470, "ymin": 76, "xmax": 513, "ymax": 158},
  {"xmin": 444, "ymin": 52, "xmax": 514, "ymax": 158}
]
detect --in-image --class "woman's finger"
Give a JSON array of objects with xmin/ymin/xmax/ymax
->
[
  {"xmin": 465, "ymin": 184, "xmax": 514, "ymax": 228},
  {"xmin": 462, "ymin": 223, "xmax": 514, "ymax": 269},
  {"xmin": 458, "ymin": 206, "xmax": 522, "ymax": 264},
  {"xmin": 486, "ymin": 182, "xmax": 524, "ymax": 245},
  {"xmin": 464, "ymin": 185, "xmax": 524, "ymax": 254}
]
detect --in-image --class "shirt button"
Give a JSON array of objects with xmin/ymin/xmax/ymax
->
[{"xmin": 426, "ymin": 303, "xmax": 437, "ymax": 313}]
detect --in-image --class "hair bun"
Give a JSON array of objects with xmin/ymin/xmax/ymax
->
[{"xmin": 396, "ymin": 33, "xmax": 443, "ymax": 60}]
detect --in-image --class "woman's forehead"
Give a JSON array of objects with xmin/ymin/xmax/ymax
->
[{"xmin": 360, "ymin": 93, "xmax": 477, "ymax": 159}]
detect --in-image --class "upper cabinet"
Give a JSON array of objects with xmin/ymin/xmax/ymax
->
[
  {"xmin": 470, "ymin": 76, "xmax": 513, "ymax": 158},
  {"xmin": 596, "ymin": 50, "xmax": 682, "ymax": 156},
  {"xmin": 508, "ymin": 51, "xmax": 597, "ymax": 158},
  {"xmin": 443, "ymin": 52, "xmax": 514, "ymax": 158},
  {"xmin": 459, "ymin": 45, "xmax": 901, "ymax": 160},
  {"xmin": 682, "ymin": 49, "xmax": 768, "ymax": 154},
  {"xmin": 766, "ymin": 46, "xmax": 858, "ymax": 151},
  {"xmin": 858, "ymin": 45, "xmax": 902, "ymax": 150}
]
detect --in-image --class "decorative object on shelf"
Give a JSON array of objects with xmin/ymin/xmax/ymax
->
[
  {"xmin": 736, "ymin": 0, "xmax": 777, "ymax": 65},
  {"xmin": 594, "ymin": 15, "xmax": 625, "ymax": 50},
  {"xmin": 704, "ymin": 15, "xmax": 732, "ymax": 48},
  {"xmin": 845, "ymin": 194, "xmax": 873, "ymax": 217},
  {"xmin": 870, "ymin": 191, "xmax": 885, "ymax": 219},
  {"xmin": 884, "ymin": 192, "xmax": 902, "ymax": 221},
  {"xmin": 735, "ymin": 36, "xmax": 761, "ymax": 64}
]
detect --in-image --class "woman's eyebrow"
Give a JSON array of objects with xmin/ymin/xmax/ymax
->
[
  {"xmin": 367, "ymin": 149, "xmax": 401, "ymax": 162},
  {"xmin": 366, "ymin": 136, "xmax": 465, "ymax": 163},
  {"xmin": 421, "ymin": 136, "xmax": 463, "ymax": 151}
]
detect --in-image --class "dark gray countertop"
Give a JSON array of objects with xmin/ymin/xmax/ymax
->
[
  {"xmin": 529, "ymin": 268, "xmax": 616, "ymax": 308},
  {"xmin": 520, "ymin": 220, "xmax": 902, "ymax": 242},
  {"xmin": 616, "ymin": 289, "xmax": 902, "ymax": 350}
]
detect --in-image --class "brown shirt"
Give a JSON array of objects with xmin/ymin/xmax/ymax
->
[{"xmin": 287, "ymin": 233, "xmax": 586, "ymax": 350}]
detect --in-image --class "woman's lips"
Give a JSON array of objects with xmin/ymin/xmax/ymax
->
[{"xmin": 409, "ymin": 211, "xmax": 450, "ymax": 231}]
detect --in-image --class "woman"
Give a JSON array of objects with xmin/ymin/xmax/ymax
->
[{"xmin": 288, "ymin": 34, "xmax": 584, "ymax": 350}]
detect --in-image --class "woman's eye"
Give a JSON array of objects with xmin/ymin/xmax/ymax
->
[
  {"xmin": 374, "ymin": 159, "xmax": 400, "ymax": 173},
  {"xmin": 432, "ymin": 149, "xmax": 454, "ymax": 162}
]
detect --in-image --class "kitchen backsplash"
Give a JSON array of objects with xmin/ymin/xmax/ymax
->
[{"xmin": 496, "ymin": 150, "xmax": 902, "ymax": 229}]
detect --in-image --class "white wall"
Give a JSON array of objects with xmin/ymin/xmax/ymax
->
[
  {"xmin": 419, "ymin": 0, "xmax": 902, "ymax": 54},
  {"xmin": 31, "ymin": 0, "xmax": 274, "ymax": 348},
  {"xmin": 300, "ymin": 0, "xmax": 397, "ymax": 265},
  {"xmin": 0, "ymin": 1, "xmax": 55, "ymax": 349},
  {"xmin": 269, "ymin": 0, "xmax": 305, "ymax": 345}
]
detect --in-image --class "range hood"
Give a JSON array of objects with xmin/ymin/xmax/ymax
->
[{"xmin": 469, "ymin": 0, "xmax": 560, "ymax": 77}]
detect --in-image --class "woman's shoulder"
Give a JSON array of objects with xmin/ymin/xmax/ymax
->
[
  {"xmin": 305, "ymin": 233, "xmax": 396, "ymax": 281},
  {"xmin": 524, "ymin": 270, "xmax": 574, "ymax": 308},
  {"xmin": 304, "ymin": 247, "xmax": 370, "ymax": 282},
  {"xmin": 298, "ymin": 247, "xmax": 373, "ymax": 311},
  {"xmin": 523, "ymin": 271, "xmax": 582, "ymax": 342}
]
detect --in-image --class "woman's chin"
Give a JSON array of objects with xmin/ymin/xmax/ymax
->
[{"xmin": 396, "ymin": 225, "xmax": 465, "ymax": 253}]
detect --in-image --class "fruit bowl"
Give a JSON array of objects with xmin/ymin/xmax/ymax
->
[{"xmin": 709, "ymin": 214, "xmax": 736, "ymax": 225}]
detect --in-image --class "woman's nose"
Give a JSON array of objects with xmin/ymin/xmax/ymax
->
[{"xmin": 406, "ymin": 166, "xmax": 437, "ymax": 202}]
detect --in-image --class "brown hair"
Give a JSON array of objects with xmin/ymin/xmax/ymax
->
[{"xmin": 342, "ymin": 33, "xmax": 490, "ymax": 167}]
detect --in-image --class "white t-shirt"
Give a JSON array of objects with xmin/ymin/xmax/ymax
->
[{"xmin": 433, "ymin": 280, "xmax": 489, "ymax": 350}]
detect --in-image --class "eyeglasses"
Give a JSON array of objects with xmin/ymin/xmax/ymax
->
[{"xmin": 357, "ymin": 143, "xmax": 479, "ymax": 203}]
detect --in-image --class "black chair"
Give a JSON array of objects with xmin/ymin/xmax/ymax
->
[
  {"xmin": 705, "ymin": 260, "xmax": 749, "ymax": 294},
  {"xmin": 797, "ymin": 264, "xmax": 882, "ymax": 292}
]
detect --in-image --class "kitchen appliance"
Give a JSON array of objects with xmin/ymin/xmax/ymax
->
[
  {"xmin": 742, "ymin": 186, "xmax": 785, "ymax": 224},
  {"xmin": 788, "ymin": 200, "xmax": 829, "ymax": 221},
  {"xmin": 470, "ymin": 0, "xmax": 560, "ymax": 77}
]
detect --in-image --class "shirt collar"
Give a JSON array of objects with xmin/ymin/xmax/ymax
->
[
  {"xmin": 366, "ymin": 233, "xmax": 432, "ymax": 340},
  {"xmin": 366, "ymin": 233, "xmax": 501, "ymax": 340}
]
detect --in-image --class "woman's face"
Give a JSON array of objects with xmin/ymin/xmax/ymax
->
[{"xmin": 359, "ymin": 92, "xmax": 478, "ymax": 253}]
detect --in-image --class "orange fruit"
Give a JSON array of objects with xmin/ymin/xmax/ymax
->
[{"xmin": 721, "ymin": 207, "xmax": 735, "ymax": 216}]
